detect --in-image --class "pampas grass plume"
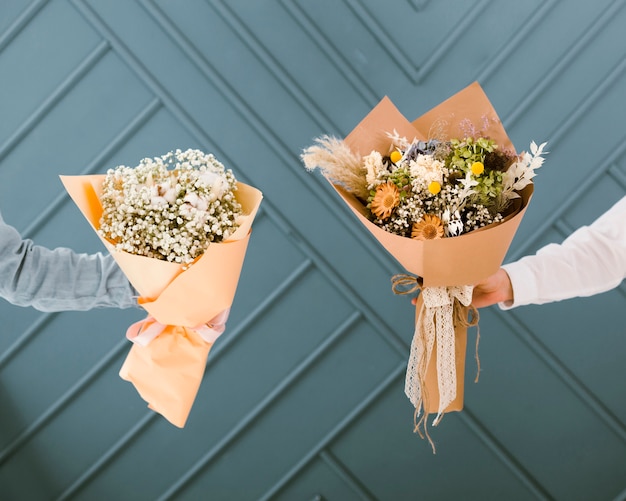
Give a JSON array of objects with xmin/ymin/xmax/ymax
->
[{"xmin": 301, "ymin": 135, "xmax": 369, "ymax": 200}]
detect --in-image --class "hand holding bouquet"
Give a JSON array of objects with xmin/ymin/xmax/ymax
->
[
  {"xmin": 62, "ymin": 149, "xmax": 262, "ymax": 427},
  {"xmin": 302, "ymin": 82, "xmax": 546, "ymax": 449}
]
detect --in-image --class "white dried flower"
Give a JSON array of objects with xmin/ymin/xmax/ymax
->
[
  {"xmin": 409, "ymin": 155, "xmax": 444, "ymax": 189},
  {"xmin": 363, "ymin": 150, "xmax": 388, "ymax": 189}
]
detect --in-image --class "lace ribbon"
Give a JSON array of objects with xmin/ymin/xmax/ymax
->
[
  {"xmin": 392, "ymin": 274, "xmax": 479, "ymax": 447},
  {"xmin": 125, "ymin": 308, "xmax": 230, "ymax": 347}
]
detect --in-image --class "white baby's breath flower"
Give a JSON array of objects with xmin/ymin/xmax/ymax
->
[{"xmin": 99, "ymin": 149, "xmax": 243, "ymax": 264}]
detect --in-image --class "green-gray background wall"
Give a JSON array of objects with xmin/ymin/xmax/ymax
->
[{"xmin": 1, "ymin": 1, "xmax": 625, "ymax": 500}]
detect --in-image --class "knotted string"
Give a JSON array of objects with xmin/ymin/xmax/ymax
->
[
  {"xmin": 391, "ymin": 273, "xmax": 480, "ymax": 453},
  {"xmin": 391, "ymin": 273, "xmax": 424, "ymax": 295},
  {"xmin": 126, "ymin": 308, "xmax": 231, "ymax": 347}
]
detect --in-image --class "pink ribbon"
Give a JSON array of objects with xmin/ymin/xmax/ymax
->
[{"xmin": 125, "ymin": 308, "xmax": 230, "ymax": 347}]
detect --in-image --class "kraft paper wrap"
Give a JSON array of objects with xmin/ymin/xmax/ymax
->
[
  {"xmin": 61, "ymin": 174, "xmax": 263, "ymax": 427},
  {"xmin": 330, "ymin": 82, "xmax": 533, "ymax": 438}
]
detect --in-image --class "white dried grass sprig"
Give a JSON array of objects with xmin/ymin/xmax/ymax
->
[
  {"xmin": 502, "ymin": 141, "xmax": 547, "ymax": 199},
  {"xmin": 301, "ymin": 135, "xmax": 370, "ymax": 200}
]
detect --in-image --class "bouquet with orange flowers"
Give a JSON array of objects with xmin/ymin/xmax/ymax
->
[
  {"xmin": 302, "ymin": 82, "xmax": 545, "ymax": 449},
  {"xmin": 62, "ymin": 149, "xmax": 262, "ymax": 427}
]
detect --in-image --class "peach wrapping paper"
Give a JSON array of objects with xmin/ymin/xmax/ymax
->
[
  {"xmin": 61, "ymin": 174, "xmax": 262, "ymax": 427},
  {"xmin": 332, "ymin": 82, "xmax": 533, "ymax": 425}
]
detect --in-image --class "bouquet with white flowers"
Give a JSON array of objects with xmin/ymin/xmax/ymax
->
[
  {"xmin": 304, "ymin": 134, "xmax": 545, "ymax": 243},
  {"xmin": 99, "ymin": 149, "xmax": 244, "ymax": 264},
  {"xmin": 62, "ymin": 149, "xmax": 262, "ymax": 427},
  {"xmin": 301, "ymin": 82, "xmax": 545, "ymax": 450}
]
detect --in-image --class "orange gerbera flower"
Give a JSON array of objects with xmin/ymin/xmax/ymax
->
[
  {"xmin": 370, "ymin": 182, "xmax": 400, "ymax": 220},
  {"xmin": 411, "ymin": 214, "xmax": 444, "ymax": 240}
]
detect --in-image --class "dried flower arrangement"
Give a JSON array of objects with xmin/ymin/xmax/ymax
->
[
  {"xmin": 299, "ymin": 82, "xmax": 547, "ymax": 452},
  {"xmin": 301, "ymin": 133, "xmax": 546, "ymax": 241}
]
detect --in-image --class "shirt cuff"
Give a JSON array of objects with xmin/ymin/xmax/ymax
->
[{"xmin": 498, "ymin": 261, "xmax": 537, "ymax": 310}]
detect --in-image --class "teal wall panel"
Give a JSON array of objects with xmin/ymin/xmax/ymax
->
[{"xmin": 0, "ymin": 0, "xmax": 625, "ymax": 500}]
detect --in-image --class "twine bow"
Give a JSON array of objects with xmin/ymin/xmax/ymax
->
[
  {"xmin": 392, "ymin": 274, "xmax": 480, "ymax": 441},
  {"xmin": 126, "ymin": 308, "xmax": 231, "ymax": 347}
]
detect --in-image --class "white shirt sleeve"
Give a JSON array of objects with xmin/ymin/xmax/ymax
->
[{"xmin": 499, "ymin": 195, "xmax": 626, "ymax": 309}]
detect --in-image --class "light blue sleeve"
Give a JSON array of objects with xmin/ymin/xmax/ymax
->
[{"xmin": 0, "ymin": 212, "xmax": 138, "ymax": 311}]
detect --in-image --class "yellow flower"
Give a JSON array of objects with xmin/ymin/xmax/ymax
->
[
  {"xmin": 370, "ymin": 182, "xmax": 400, "ymax": 220},
  {"xmin": 428, "ymin": 181, "xmax": 441, "ymax": 195},
  {"xmin": 389, "ymin": 150, "xmax": 403, "ymax": 163},
  {"xmin": 411, "ymin": 214, "xmax": 444, "ymax": 241},
  {"xmin": 471, "ymin": 161, "xmax": 484, "ymax": 175}
]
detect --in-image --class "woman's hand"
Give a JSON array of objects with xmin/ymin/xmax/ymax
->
[
  {"xmin": 471, "ymin": 268, "xmax": 514, "ymax": 308},
  {"xmin": 409, "ymin": 268, "xmax": 514, "ymax": 308}
]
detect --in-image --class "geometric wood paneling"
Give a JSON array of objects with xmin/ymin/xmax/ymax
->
[{"xmin": 0, "ymin": 1, "xmax": 625, "ymax": 499}]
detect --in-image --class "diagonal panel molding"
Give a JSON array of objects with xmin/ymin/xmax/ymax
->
[
  {"xmin": 0, "ymin": 0, "xmax": 48, "ymax": 52},
  {"xmin": 0, "ymin": 1, "xmax": 625, "ymax": 499},
  {"xmin": 279, "ymin": 0, "xmax": 379, "ymax": 106},
  {"xmin": 341, "ymin": 0, "xmax": 489, "ymax": 82},
  {"xmin": 205, "ymin": 0, "xmax": 344, "ymax": 134},
  {"xmin": 503, "ymin": 0, "xmax": 626, "ymax": 130},
  {"xmin": 406, "ymin": 0, "xmax": 431, "ymax": 10}
]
